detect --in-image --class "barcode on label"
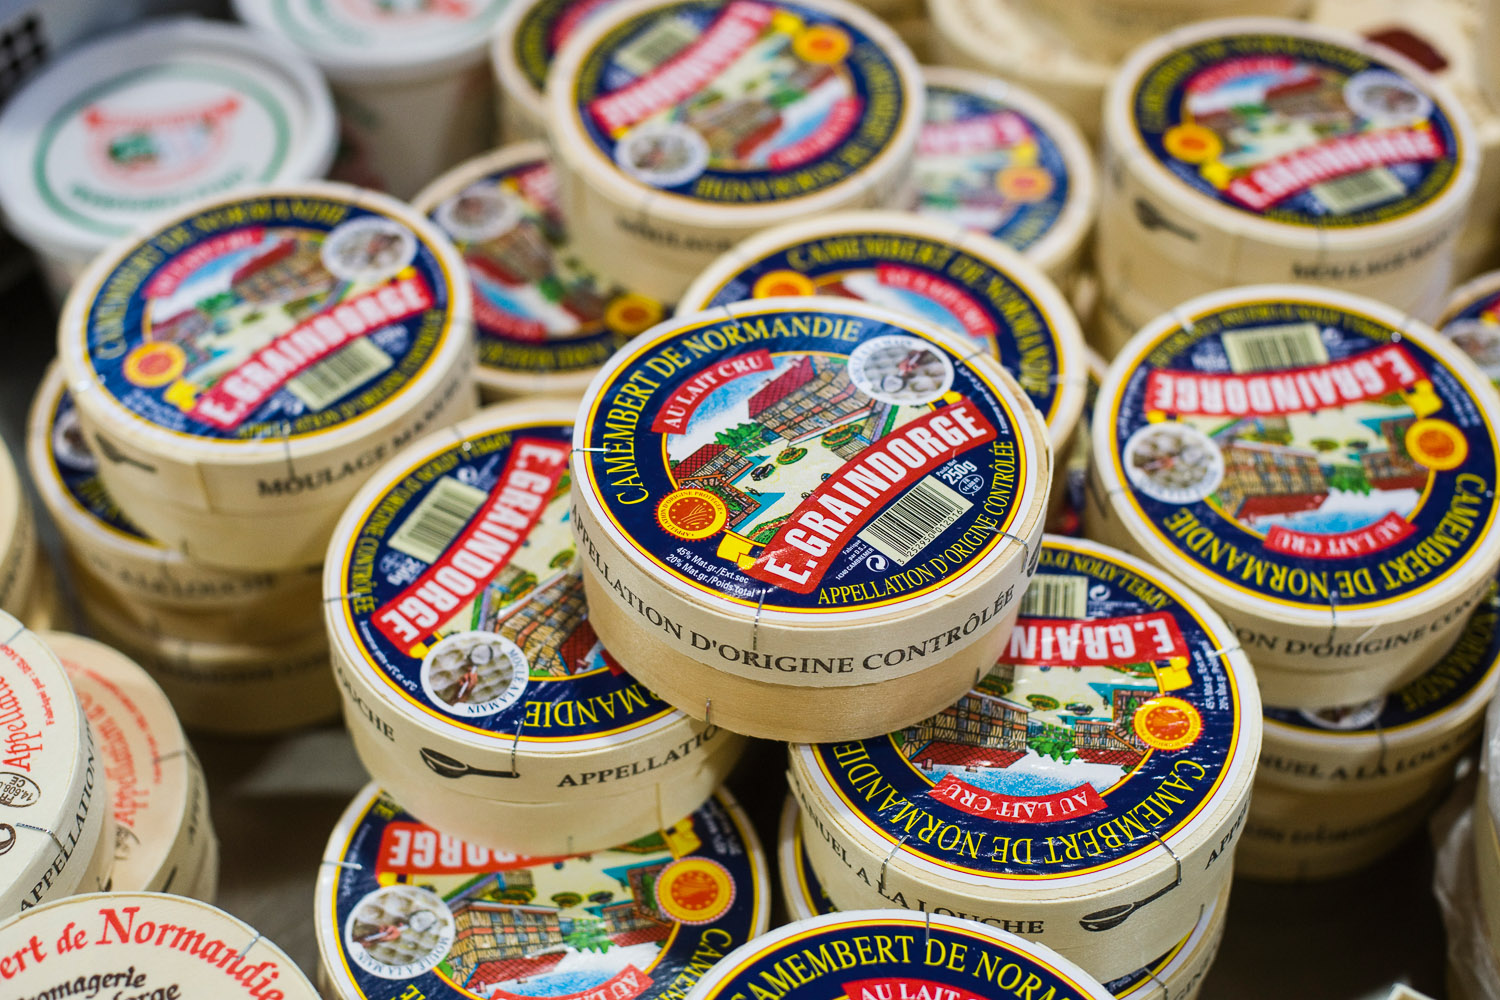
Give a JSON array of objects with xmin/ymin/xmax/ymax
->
[
  {"xmin": 614, "ymin": 17, "xmax": 698, "ymax": 75},
  {"xmin": 1311, "ymin": 167, "xmax": 1405, "ymax": 214},
  {"xmin": 1020, "ymin": 574, "xmax": 1089, "ymax": 619},
  {"xmin": 1221, "ymin": 323, "xmax": 1328, "ymax": 373},
  {"xmin": 286, "ymin": 338, "xmax": 394, "ymax": 411},
  {"xmin": 389, "ymin": 476, "xmax": 489, "ymax": 564},
  {"xmin": 858, "ymin": 477, "xmax": 970, "ymax": 565}
]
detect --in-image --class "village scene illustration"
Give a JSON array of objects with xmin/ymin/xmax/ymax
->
[
  {"xmin": 143, "ymin": 219, "xmax": 415, "ymax": 416},
  {"xmin": 912, "ymin": 92, "xmax": 1053, "ymax": 237},
  {"xmin": 665, "ymin": 345, "xmax": 966, "ymax": 564},
  {"xmin": 608, "ymin": 3, "xmax": 858, "ymax": 174},
  {"xmin": 1171, "ymin": 59, "xmax": 1433, "ymax": 213},
  {"xmin": 380, "ymin": 464, "xmax": 613, "ymax": 690},
  {"xmin": 896, "ymin": 594, "xmax": 1164, "ymax": 799},
  {"xmin": 1125, "ymin": 324, "xmax": 1435, "ymax": 539},
  {"xmin": 436, "ymin": 167, "xmax": 659, "ymax": 345},
  {"xmin": 350, "ymin": 813, "xmax": 707, "ymax": 998}
]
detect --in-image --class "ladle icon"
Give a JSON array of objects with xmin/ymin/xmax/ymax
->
[
  {"xmin": 1077, "ymin": 877, "xmax": 1179, "ymax": 932},
  {"xmin": 1078, "ymin": 834, "xmax": 1182, "ymax": 932},
  {"xmin": 420, "ymin": 747, "xmax": 519, "ymax": 780}
]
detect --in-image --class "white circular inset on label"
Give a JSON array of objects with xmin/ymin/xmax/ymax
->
[
  {"xmin": 847, "ymin": 335, "xmax": 956, "ymax": 405},
  {"xmin": 345, "ymin": 884, "xmax": 457, "ymax": 979},
  {"xmin": 1343, "ymin": 70, "xmax": 1434, "ymax": 129},
  {"xmin": 435, "ymin": 184, "xmax": 523, "ymax": 244},
  {"xmin": 1122, "ymin": 422, "xmax": 1225, "ymax": 504},
  {"xmin": 1445, "ymin": 319, "xmax": 1500, "ymax": 382},
  {"xmin": 614, "ymin": 122, "xmax": 710, "ymax": 189},
  {"xmin": 1297, "ymin": 697, "xmax": 1387, "ymax": 731},
  {"xmin": 419, "ymin": 630, "xmax": 530, "ymax": 718},
  {"xmin": 322, "ymin": 216, "xmax": 419, "ymax": 284}
]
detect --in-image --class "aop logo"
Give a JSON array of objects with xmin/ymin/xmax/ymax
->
[{"xmin": 84, "ymin": 96, "xmax": 240, "ymax": 188}]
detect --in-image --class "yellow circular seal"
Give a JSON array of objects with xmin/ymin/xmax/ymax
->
[
  {"xmin": 654, "ymin": 857, "xmax": 736, "ymax": 925},
  {"xmin": 996, "ymin": 165, "xmax": 1054, "ymax": 203},
  {"xmin": 1405, "ymin": 418, "xmax": 1467, "ymax": 471},
  {"xmin": 1163, "ymin": 123, "xmax": 1221, "ymax": 164},
  {"xmin": 793, "ymin": 24, "xmax": 850, "ymax": 64},
  {"xmin": 656, "ymin": 488, "xmax": 729, "ymax": 541},
  {"xmin": 1133, "ymin": 696, "xmax": 1204, "ymax": 752},
  {"xmin": 122, "ymin": 341, "xmax": 186, "ymax": 388},
  {"xmin": 752, "ymin": 270, "xmax": 816, "ymax": 299},
  {"xmin": 606, "ymin": 293, "xmax": 665, "ymax": 335}
]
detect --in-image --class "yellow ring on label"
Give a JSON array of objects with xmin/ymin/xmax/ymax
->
[
  {"xmin": 752, "ymin": 270, "xmax": 817, "ymax": 299},
  {"xmin": 1133, "ymin": 696, "xmax": 1204, "ymax": 751},
  {"xmin": 122, "ymin": 342, "xmax": 186, "ymax": 388},
  {"xmin": 1163, "ymin": 123, "xmax": 1221, "ymax": 164},
  {"xmin": 794, "ymin": 24, "xmax": 851, "ymax": 64},
  {"xmin": 606, "ymin": 293, "xmax": 665, "ymax": 335},
  {"xmin": 654, "ymin": 857, "xmax": 736, "ymax": 925},
  {"xmin": 1405, "ymin": 418, "xmax": 1468, "ymax": 470},
  {"xmin": 996, "ymin": 165, "xmax": 1054, "ymax": 203},
  {"xmin": 657, "ymin": 488, "xmax": 730, "ymax": 541}
]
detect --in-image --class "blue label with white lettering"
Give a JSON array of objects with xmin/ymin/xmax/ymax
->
[
  {"xmin": 324, "ymin": 787, "xmax": 765, "ymax": 995},
  {"xmin": 690, "ymin": 230, "xmax": 1067, "ymax": 430},
  {"xmin": 1105, "ymin": 295, "xmax": 1499, "ymax": 612},
  {"xmin": 808, "ymin": 537, "xmax": 1248, "ymax": 878},
  {"xmin": 578, "ymin": 302, "xmax": 1036, "ymax": 615},
  {"xmin": 693, "ymin": 914, "xmax": 1110, "ymax": 1000},
  {"xmin": 336, "ymin": 418, "xmax": 684, "ymax": 743},
  {"xmin": 915, "ymin": 84, "xmax": 1070, "ymax": 253},
  {"xmin": 1131, "ymin": 33, "xmax": 1462, "ymax": 227},
  {"xmin": 571, "ymin": 0, "xmax": 907, "ymax": 204},
  {"xmin": 76, "ymin": 192, "xmax": 456, "ymax": 440}
]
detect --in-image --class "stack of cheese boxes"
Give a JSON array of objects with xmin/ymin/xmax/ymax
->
[
  {"xmin": 15, "ymin": 0, "xmax": 1500, "ymax": 994},
  {"xmin": 282, "ymin": 2, "xmax": 1500, "ymax": 997},
  {"xmin": 38, "ymin": 181, "xmax": 484, "ymax": 735},
  {"xmin": 0, "ymin": 613, "xmax": 220, "ymax": 918},
  {"xmin": 298, "ymin": 0, "xmax": 1279, "ymax": 993},
  {"xmin": 1081, "ymin": 14, "xmax": 1500, "ymax": 887}
]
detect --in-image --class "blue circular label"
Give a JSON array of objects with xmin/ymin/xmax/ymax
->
[
  {"xmin": 325, "ymin": 788, "xmax": 763, "ymax": 996},
  {"xmin": 77, "ymin": 192, "xmax": 456, "ymax": 441},
  {"xmin": 1107, "ymin": 296, "xmax": 1500, "ymax": 612},
  {"xmin": 337, "ymin": 419, "xmax": 681, "ymax": 743},
  {"xmin": 808, "ymin": 537, "xmax": 1246, "ymax": 878},
  {"xmin": 428, "ymin": 155, "xmax": 665, "ymax": 377},
  {"xmin": 1131, "ymin": 35, "xmax": 1462, "ymax": 227},
  {"xmin": 915, "ymin": 84, "xmax": 1070, "ymax": 253},
  {"xmin": 696, "ymin": 915, "xmax": 1107, "ymax": 1000},
  {"xmin": 692, "ymin": 229, "xmax": 1067, "ymax": 427},
  {"xmin": 1264, "ymin": 578, "xmax": 1500, "ymax": 733},
  {"xmin": 571, "ymin": 0, "xmax": 908, "ymax": 204},
  {"xmin": 789, "ymin": 811, "xmax": 1196, "ymax": 999},
  {"xmin": 578, "ymin": 302, "xmax": 1035, "ymax": 614}
]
